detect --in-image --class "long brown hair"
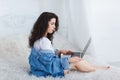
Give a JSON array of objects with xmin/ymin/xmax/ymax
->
[{"xmin": 29, "ymin": 12, "xmax": 59, "ymax": 48}]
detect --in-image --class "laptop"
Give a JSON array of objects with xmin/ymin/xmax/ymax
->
[
  {"xmin": 61, "ymin": 37, "xmax": 91, "ymax": 58},
  {"xmin": 71, "ymin": 37, "xmax": 91, "ymax": 58}
]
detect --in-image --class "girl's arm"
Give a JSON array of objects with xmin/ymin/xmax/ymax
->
[{"xmin": 57, "ymin": 50, "xmax": 73, "ymax": 55}]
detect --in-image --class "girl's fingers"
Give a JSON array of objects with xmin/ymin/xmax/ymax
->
[{"xmin": 74, "ymin": 57, "xmax": 82, "ymax": 61}]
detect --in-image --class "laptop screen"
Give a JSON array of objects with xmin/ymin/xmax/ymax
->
[{"xmin": 81, "ymin": 37, "xmax": 91, "ymax": 58}]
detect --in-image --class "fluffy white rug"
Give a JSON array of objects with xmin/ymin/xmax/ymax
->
[{"xmin": 0, "ymin": 33, "xmax": 120, "ymax": 80}]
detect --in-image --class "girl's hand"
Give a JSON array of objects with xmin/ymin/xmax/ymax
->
[
  {"xmin": 68, "ymin": 57, "xmax": 82, "ymax": 63},
  {"xmin": 59, "ymin": 50, "xmax": 73, "ymax": 54}
]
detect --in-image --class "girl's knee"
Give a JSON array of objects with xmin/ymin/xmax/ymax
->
[{"xmin": 75, "ymin": 62, "xmax": 96, "ymax": 72}]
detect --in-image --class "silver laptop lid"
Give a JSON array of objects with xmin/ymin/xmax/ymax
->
[{"xmin": 81, "ymin": 37, "xmax": 91, "ymax": 58}]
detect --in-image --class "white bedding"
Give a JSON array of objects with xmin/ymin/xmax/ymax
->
[{"xmin": 0, "ymin": 34, "xmax": 120, "ymax": 80}]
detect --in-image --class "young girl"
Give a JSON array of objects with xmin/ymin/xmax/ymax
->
[{"xmin": 28, "ymin": 12, "xmax": 110, "ymax": 77}]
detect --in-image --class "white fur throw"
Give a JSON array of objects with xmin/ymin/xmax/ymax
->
[{"xmin": 0, "ymin": 33, "xmax": 120, "ymax": 80}]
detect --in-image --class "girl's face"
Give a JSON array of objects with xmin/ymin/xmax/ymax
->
[{"xmin": 46, "ymin": 18, "xmax": 56, "ymax": 34}]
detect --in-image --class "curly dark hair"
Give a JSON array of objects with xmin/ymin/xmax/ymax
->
[{"xmin": 29, "ymin": 12, "xmax": 59, "ymax": 48}]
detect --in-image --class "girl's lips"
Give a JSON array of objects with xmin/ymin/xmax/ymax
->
[{"xmin": 53, "ymin": 29, "xmax": 55, "ymax": 31}]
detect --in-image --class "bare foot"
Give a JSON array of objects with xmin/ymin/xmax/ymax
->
[{"xmin": 95, "ymin": 66, "xmax": 110, "ymax": 70}]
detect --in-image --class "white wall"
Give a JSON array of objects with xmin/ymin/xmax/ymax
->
[
  {"xmin": 62, "ymin": 0, "xmax": 94, "ymax": 56},
  {"xmin": 0, "ymin": 0, "xmax": 40, "ymax": 36},
  {"xmin": 64, "ymin": 0, "xmax": 120, "ymax": 63},
  {"xmin": 0, "ymin": 0, "xmax": 40, "ymax": 16},
  {"xmin": 80, "ymin": 0, "xmax": 120, "ymax": 63},
  {"xmin": 88, "ymin": 0, "xmax": 120, "ymax": 63},
  {"xmin": 0, "ymin": 0, "xmax": 65, "ymax": 36}
]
